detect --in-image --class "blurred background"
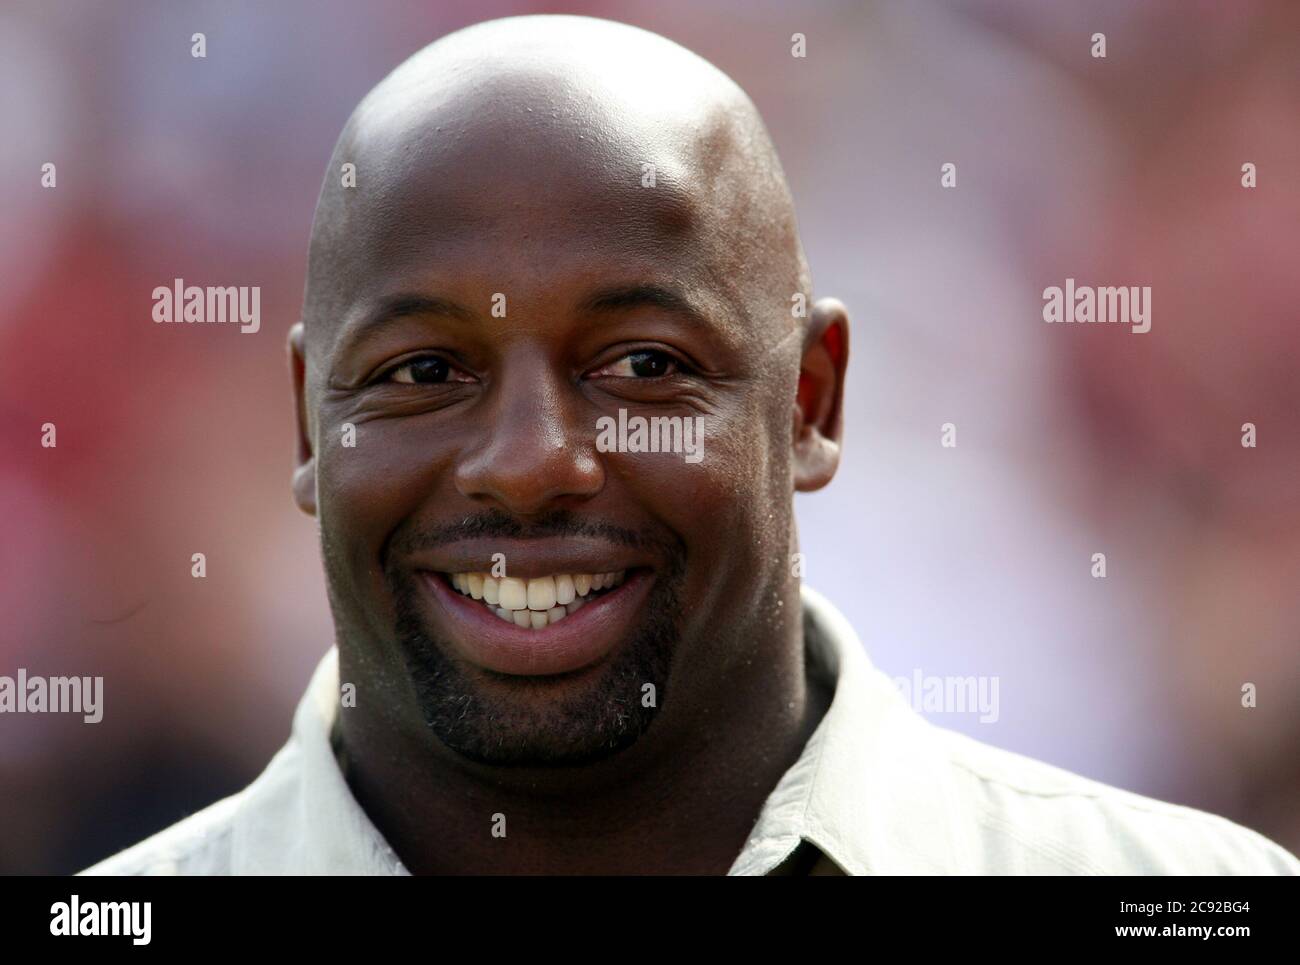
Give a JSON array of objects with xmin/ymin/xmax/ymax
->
[{"xmin": 2, "ymin": 0, "xmax": 1297, "ymax": 873}]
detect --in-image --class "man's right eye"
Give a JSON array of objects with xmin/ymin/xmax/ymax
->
[
  {"xmin": 384, "ymin": 355, "xmax": 474, "ymax": 385},
  {"xmin": 587, "ymin": 349, "xmax": 687, "ymax": 379}
]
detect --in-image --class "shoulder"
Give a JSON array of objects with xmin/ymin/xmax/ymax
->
[
  {"xmin": 77, "ymin": 792, "xmax": 242, "ymax": 876},
  {"xmin": 930, "ymin": 725, "xmax": 1300, "ymax": 875}
]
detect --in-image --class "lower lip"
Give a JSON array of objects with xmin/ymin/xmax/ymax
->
[{"xmin": 418, "ymin": 570, "xmax": 653, "ymax": 676}]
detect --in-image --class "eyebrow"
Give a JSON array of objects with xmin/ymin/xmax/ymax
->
[
  {"xmin": 336, "ymin": 293, "xmax": 476, "ymax": 356},
  {"xmin": 579, "ymin": 283, "xmax": 712, "ymax": 327},
  {"xmin": 337, "ymin": 283, "xmax": 714, "ymax": 358}
]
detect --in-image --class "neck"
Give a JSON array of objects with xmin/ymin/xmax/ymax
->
[{"xmin": 335, "ymin": 615, "xmax": 830, "ymax": 874}]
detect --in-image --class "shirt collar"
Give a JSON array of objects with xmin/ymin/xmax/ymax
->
[
  {"xmin": 230, "ymin": 646, "xmax": 410, "ymax": 874},
  {"xmin": 727, "ymin": 585, "xmax": 974, "ymax": 875},
  {"xmin": 229, "ymin": 585, "xmax": 965, "ymax": 875}
]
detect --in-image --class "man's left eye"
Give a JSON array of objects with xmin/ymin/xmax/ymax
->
[
  {"xmin": 386, "ymin": 355, "xmax": 474, "ymax": 385},
  {"xmin": 590, "ymin": 350, "xmax": 682, "ymax": 379}
]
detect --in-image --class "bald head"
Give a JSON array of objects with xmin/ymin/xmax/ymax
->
[
  {"xmin": 302, "ymin": 14, "xmax": 809, "ymax": 354},
  {"xmin": 287, "ymin": 14, "xmax": 848, "ymax": 778}
]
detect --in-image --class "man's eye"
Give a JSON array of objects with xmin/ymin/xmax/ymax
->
[
  {"xmin": 591, "ymin": 350, "xmax": 683, "ymax": 379},
  {"xmin": 385, "ymin": 355, "xmax": 474, "ymax": 385}
]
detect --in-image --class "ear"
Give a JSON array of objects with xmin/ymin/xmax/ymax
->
[
  {"xmin": 288, "ymin": 322, "xmax": 317, "ymax": 516},
  {"xmin": 792, "ymin": 297, "xmax": 849, "ymax": 492}
]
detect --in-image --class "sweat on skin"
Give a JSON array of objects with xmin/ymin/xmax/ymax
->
[{"xmin": 286, "ymin": 14, "xmax": 850, "ymax": 874}]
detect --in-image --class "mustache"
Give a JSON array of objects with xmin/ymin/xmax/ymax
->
[{"xmin": 385, "ymin": 508, "xmax": 679, "ymax": 562}]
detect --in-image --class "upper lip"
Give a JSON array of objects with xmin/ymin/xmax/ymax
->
[{"xmin": 399, "ymin": 537, "xmax": 653, "ymax": 581}]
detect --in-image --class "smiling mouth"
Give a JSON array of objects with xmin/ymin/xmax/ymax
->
[{"xmin": 442, "ymin": 571, "xmax": 627, "ymax": 629}]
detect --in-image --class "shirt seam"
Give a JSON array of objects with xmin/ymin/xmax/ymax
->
[
  {"xmin": 948, "ymin": 753, "xmax": 1268, "ymax": 827},
  {"xmin": 971, "ymin": 806, "xmax": 1105, "ymax": 874}
]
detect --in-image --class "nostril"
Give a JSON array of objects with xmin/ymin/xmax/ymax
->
[{"xmin": 453, "ymin": 433, "xmax": 605, "ymax": 513}]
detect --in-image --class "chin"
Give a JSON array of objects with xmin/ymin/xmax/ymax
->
[{"xmin": 393, "ymin": 581, "xmax": 679, "ymax": 768}]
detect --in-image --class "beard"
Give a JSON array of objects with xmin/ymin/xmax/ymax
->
[{"xmin": 382, "ymin": 511, "xmax": 686, "ymax": 767}]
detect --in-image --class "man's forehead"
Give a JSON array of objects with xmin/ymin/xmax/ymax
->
[
  {"xmin": 323, "ymin": 120, "xmax": 735, "ymax": 347},
  {"xmin": 342, "ymin": 43, "xmax": 745, "ymax": 233},
  {"xmin": 338, "ymin": 77, "xmax": 720, "ymax": 269},
  {"xmin": 303, "ymin": 15, "xmax": 804, "ymax": 350}
]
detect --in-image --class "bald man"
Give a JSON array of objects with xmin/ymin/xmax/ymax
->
[{"xmin": 84, "ymin": 15, "xmax": 1298, "ymax": 875}]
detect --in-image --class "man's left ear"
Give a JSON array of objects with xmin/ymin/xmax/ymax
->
[
  {"xmin": 288, "ymin": 322, "xmax": 318, "ymax": 516},
  {"xmin": 792, "ymin": 297, "xmax": 849, "ymax": 492}
]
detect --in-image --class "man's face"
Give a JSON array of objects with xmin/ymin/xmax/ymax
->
[{"xmin": 295, "ymin": 67, "xmax": 816, "ymax": 768}]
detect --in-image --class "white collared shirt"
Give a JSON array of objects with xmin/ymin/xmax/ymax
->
[{"xmin": 81, "ymin": 586, "xmax": 1300, "ymax": 875}]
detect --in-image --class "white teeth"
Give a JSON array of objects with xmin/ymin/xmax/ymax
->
[
  {"xmin": 447, "ymin": 569, "xmax": 626, "ymax": 628},
  {"xmin": 527, "ymin": 575, "xmax": 557, "ymax": 612},
  {"xmin": 498, "ymin": 578, "xmax": 528, "ymax": 611}
]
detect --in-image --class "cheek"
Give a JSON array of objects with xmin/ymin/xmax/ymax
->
[
  {"xmin": 316, "ymin": 419, "xmax": 445, "ymax": 573},
  {"xmin": 612, "ymin": 404, "xmax": 790, "ymax": 578}
]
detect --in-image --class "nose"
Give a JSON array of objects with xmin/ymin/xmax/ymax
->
[{"xmin": 454, "ymin": 359, "xmax": 604, "ymax": 516}]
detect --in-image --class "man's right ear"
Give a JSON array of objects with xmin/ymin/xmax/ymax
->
[{"xmin": 288, "ymin": 322, "xmax": 317, "ymax": 516}]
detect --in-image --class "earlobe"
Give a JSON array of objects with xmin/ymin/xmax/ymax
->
[
  {"xmin": 792, "ymin": 298, "xmax": 850, "ymax": 493},
  {"xmin": 293, "ymin": 460, "xmax": 318, "ymax": 516},
  {"xmin": 288, "ymin": 322, "xmax": 318, "ymax": 516}
]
